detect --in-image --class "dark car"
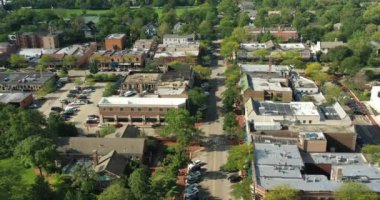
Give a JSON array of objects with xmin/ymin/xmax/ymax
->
[
  {"xmin": 78, "ymin": 95, "xmax": 88, "ymax": 100},
  {"xmin": 67, "ymin": 93, "xmax": 77, "ymax": 98},
  {"xmin": 51, "ymin": 106, "xmax": 63, "ymax": 112},
  {"xmin": 228, "ymin": 174, "xmax": 242, "ymax": 183}
]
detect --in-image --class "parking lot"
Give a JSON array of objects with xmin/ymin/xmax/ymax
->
[{"xmin": 38, "ymin": 81, "xmax": 107, "ymax": 135}]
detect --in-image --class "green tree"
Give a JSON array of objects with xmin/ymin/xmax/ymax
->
[
  {"xmin": 102, "ymin": 83, "xmax": 117, "ymax": 97},
  {"xmin": 150, "ymin": 170, "xmax": 178, "ymax": 199},
  {"xmin": 99, "ymin": 125, "xmax": 116, "ymax": 137},
  {"xmin": 46, "ymin": 112, "xmax": 78, "ymax": 137},
  {"xmin": 334, "ymin": 182, "xmax": 377, "ymax": 200},
  {"xmin": 223, "ymin": 112, "xmax": 238, "ymax": 131},
  {"xmin": 71, "ymin": 165, "xmax": 98, "ymax": 195},
  {"xmin": 74, "ymin": 78, "xmax": 82, "ymax": 86},
  {"xmin": 254, "ymin": 49, "xmax": 270, "ymax": 62},
  {"xmin": 232, "ymin": 178, "xmax": 252, "ymax": 200},
  {"xmin": 222, "ymin": 86, "xmax": 240, "ymax": 112},
  {"xmin": 58, "ymin": 66, "xmax": 68, "ymax": 77},
  {"xmin": 89, "ymin": 61, "xmax": 99, "ymax": 74},
  {"xmin": 339, "ymin": 56, "xmax": 361, "ymax": 75},
  {"xmin": 327, "ymin": 46, "xmax": 353, "ymax": 62},
  {"xmin": 98, "ymin": 182, "xmax": 133, "ymax": 200},
  {"xmin": 158, "ymin": 22, "xmax": 171, "ymax": 38},
  {"xmin": 128, "ymin": 167, "xmax": 151, "ymax": 200},
  {"xmin": 188, "ymin": 87, "xmax": 207, "ymax": 106},
  {"xmin": 9, "ymin": 54, "xmax": 27, "ymax": 68},
  {"xmin": 14, "ymin": 135, "xmax": 56, "ymax": 176},
  {"xmin": 28, "ymin": 176, "xmax": 54, "ymax": 200},
  {"xmin": 265, "ymin": 184, "xmax": 299, "ymax": 200},
  {"xmin": 222, "ymin": 144, "xmax": 253, "ymax": 172},
  {"xmin": 63, "ymin": 55, "xmax": 77, "ymax": 68},
  {"xmin": 192, "ymin": 65, "xmax": 212, "ymax": 80},
  {"xmin": 39, "ymin": 55, "xmax": 54, "ymax": 68},
  {"xmin": 163, "ymin": 108, "xmax": 199, "ymax": 146}
]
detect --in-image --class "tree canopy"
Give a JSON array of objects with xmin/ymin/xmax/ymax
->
[
  {"xmin": 222, "ymin": 144, "xmax": 253, "ymax": 172},
  {"xmin": 264, "ymin": 184, "xmax": 299, "ymax": 200},
  {"xmin": 334, "ymin": 182, "xmax": 378, "ymax": 200}
]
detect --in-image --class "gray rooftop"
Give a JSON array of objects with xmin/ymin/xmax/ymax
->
[
  {"xmin": 57, "ymin": 137, "xmax": 146, "ymax": 158},
  {"xmin": 0, "ymin": 72, "xmax": 55, "ymax": 87},
  {"xmin": 301, "ymin": 152, "xmax": 367, "ymax": 165},
  {"xmin": 0, "ymin": 92, "xmax": 32, "ymax": 103},
  {"xmin": 254, "ymin": 143, "xmax": 304, "ymax": 167}
]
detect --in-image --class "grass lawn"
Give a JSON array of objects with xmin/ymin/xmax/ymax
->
[{"xmin": 0, "ymin": 158, "xmax": 36, "ymax": 185}]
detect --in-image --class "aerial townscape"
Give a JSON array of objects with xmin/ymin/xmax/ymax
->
[{"xmin": 2, "ymin": 0, "xmax": 380, "ymax": 200}]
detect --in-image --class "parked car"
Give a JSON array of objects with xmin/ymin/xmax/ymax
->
[
  {"xmin": 124, "ymin": 90, "xmax": 136, "ymax": 97},
  {"xmin": 51, "ymin": 106, "xmax": 63, "ymax": 112},
  {"xmin": 78, "ymin": 95, "xmax": 88, "ymax": 100},
  {"xmin": 86, "ymin": 119, "xmax": 98, "ymax": 124},
  {"xmin": 67, "ymin": 93, "xmax": 77, "ymax": 98},
  {"xmin": 88, "ymin": 115, "xmax": 99, "ymax": 119}
]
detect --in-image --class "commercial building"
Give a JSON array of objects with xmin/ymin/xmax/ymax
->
[
  {"xmin": 16, "ymin": 32, "xmax": 59, "ymax": 49},
  {"xmin": 240, "ymin": 74, "xmax": 292, "ymax": 103},
  {"xmin": 98, "ymin": 96, "xmax": 187, "ymax": 123},
  {"xmin": 41, "ymin": 34, "xmax": 60, "ymax": 49},
  {"xmin": 0, "ymin": 72, "xmax": 56, "ymax": 91},
  {"xmin": 0, "ymin": 42, "xmax": 17, "ymax": 61},
  {"xmin": 105, "ymin": 34, "xmax": 126, "ymax": 51},
  {"xmin": 51, "ymin": 42, "xmax": 97, "ymax": 68},
  {"xmin": 253, "ymin": 143, "xmax": 380, "ymax": 199},
  {"xmin": 133, "ymin": 39, "xmax": 157, "ymax": 57},
  {"xmin": 0, "ymin": 92, "xmax": 33, "ymax": 108},
  {"xmin": 154, "ymin": 43, "xmax": 199, "ymax": 65},
  {"xmin": 163, "ymin": 34, "xmax": 195, "ymax": 45},
  {"xmin": 245, "ymin": 99, "xmax": 352, "ymax": 130},
  {"xmin": 246, "ymin": 26, "xmax": 299, "ymax": 41},
  {"xmin": 122, "ymin": 72, "xmax": 161, "ymax": 93},
  {"xmin": 298, "ymin": 132, "xmax": 327, "ymax": 153},
  {"xmin": 290, "ymin": 75, "xmax": 319, "ymax": 95},
  {"xmin": 240, "ymin": 64, "xmax": 291, "ymax": 85},
  {"xmin": 91, "ymin": 49, "xmax": 145, "ymax": 70}
]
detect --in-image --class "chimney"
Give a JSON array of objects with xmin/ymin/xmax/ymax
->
[
  {"xmin": 92, "ymin": 150, "xmax": 98, "ymax": 165},
  {"xmin": 331, "ymin": 167, "xmax": 343, "ymax": 181}
]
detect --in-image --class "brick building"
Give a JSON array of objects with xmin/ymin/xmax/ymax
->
[
  {"xmin": 16, "ymin": 32, "xmax": 59, "ymax": 49},
  {"xmin": 0, "ymin": 92, "xmax": 33, "ymax": 108},
  {"xmin": 105, "ymin": 34, "xmax": 126, "ymax": 51},
  {"xmin": 91, "ymin": 49, "xmax": 145, "ymax": 70}
]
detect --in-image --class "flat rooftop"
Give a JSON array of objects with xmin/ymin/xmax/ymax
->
[
  {"xmin": 254, "ymin": 101, "xmax": 320, "ymax": 116},
  {"xmin": 251, "ymin": 78, "xmax": 292, "ymax": 92},
  {"xmin": 240, "ymin": 43, "xmax": 267, "ymax": 50},
  {"xmin": 301, "ymin": 152, "xmax": 367, "ymax": 165},
  {"xmin": 240, "ymin": 64, "xmax": 290, "ymax": 73},
  {"xmin": 124, "ymin": 73, "xmax": 161, "ymax": 83},
  {"xmin": 291, "ymin": 76, "xmax": 317, "ymax": 89},
  {"xmin": 98, "ymin": 97, "xmax": 187, "ymax": 107},
  {"xmin": 254, "ymin": 143, "xmax": 380, "ymax": 192},
  {"xmin": 254, "ymin": 143, "xmax": 304, "ymax": 167},
  {"xmin": 299, "ymin": 132, "xmax": 326, "ymax": 141},
  {"xmin": 0, "ymin": 92, "xmax": 31, "ymax": 103},
  {"xmin": 106, "ymin": 34, "xmax": 126, "ymax": 39},
  {"xmin": 279, "ymin": 43, "xmax": 306, "ymax": 49},
  {"xmin": 0, "ymin": 72, "xmax": 55, "ymax": 86},
  {"xmin": 289, "ymin": 125, "xmax": 355, "ymax": 134},
  {"xmin": 318, "ymin": 102, "xmax": 347, "ymax": 121}
]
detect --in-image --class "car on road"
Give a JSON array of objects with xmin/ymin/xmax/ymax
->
[
  {"xmin": 124, "ymin": 90, "xmax": 137, "ymax": 97},
  {"xmin": 51, "ymin": 106, "xmax": 63, "ymax": 112},
  {"xmin": 227, "ymin": 174, "xmax": 242, "ymax": 183},
  {"xmin": 184, "ymin": 186, "xmax": 199, "ymax": 200},
  {"xmin": 86, "ymin": 119, "xmax": 99, "ymax": 124}
]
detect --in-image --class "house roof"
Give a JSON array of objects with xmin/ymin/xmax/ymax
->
[
  {"xmin": 320, "ymin": 41, "xmax": 345, "ymax": 49},
  {"xmin": 0, "ymin": 92, "xmax": 32, "ymax": 103},
  {"xmin": 94, "ymin": 150, "xmax": 128, "ymax": 178},
  {"xmin": 56, "ymin": 137, "xmax": 146, "ymax": 158}
]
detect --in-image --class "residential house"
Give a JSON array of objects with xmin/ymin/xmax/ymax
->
[
  {"xmin": 246, "ymin": 26, "xmax": 299, "ymax": 41},
  {"xmin": 94, "ymin": 150, "xmax": 128, "ymax": 179},
  {"xmin": 310, "ymin": 41, "xmax": 345, "ymax": 54}
]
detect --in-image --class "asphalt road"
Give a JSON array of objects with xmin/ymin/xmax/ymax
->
[{"xmin": 192, "ymin": 55, "xmax": 233, "ymax": 199}]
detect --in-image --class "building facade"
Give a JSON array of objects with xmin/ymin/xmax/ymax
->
[
  {"xmin": 98, "ymin": 97, "xmax": 187, "ymax": 123},
  {"xmin": 105, "ymin": 34, "xmax": 126, "ymax": 51}
]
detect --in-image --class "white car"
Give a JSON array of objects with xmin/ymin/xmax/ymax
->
[{"xmin": 124, "ymin": 90, "xmax": 136, "ymax": 97}]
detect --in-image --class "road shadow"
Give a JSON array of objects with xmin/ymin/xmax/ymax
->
[
  {"xmin": 202, "ymin": 171, "xmax": 228, "ymax": 181},
  {"xmin": 198, "ymin": 187, "xmax": 223, "ymax": 200}
]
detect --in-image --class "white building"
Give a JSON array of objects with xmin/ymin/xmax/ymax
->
[
  {"xmin": 291, "ymin": 76, "xmax": 319, "ymax": 94},
  {"xmin": 163, "ymin": 34, "xmax": 195, "ymax": 45},
  {"xmin": 310, "ymin": 41, "xmax": 345, "ymax": 54},
  {"xmin": 370, "ymin": 86, "xmax": 380, "ymax": 113}
]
